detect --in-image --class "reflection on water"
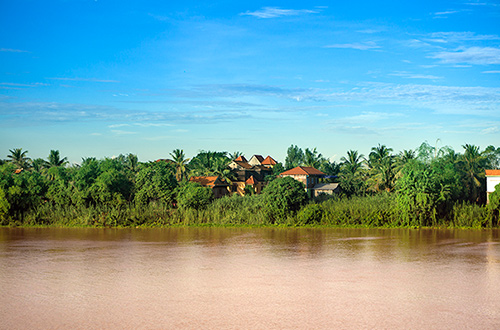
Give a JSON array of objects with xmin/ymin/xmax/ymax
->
[{"xmin": 1, "ymin": 227, "xmax": 499, "ymax": 329}]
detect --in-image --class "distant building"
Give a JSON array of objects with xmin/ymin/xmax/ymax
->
[
  {"xmin": 189, "ymin": 176, "xmax": 230, "ymax": 199},
  {"xmin": 312, "ymin": 183, "xmax": 340, "ymax": 197},
  {"xmin": 280, "ymin": 166, "xmax": 340, "ymax": 197},
  {"xmin": 248, "ymin": 155, "xmax": 265, "ymax": 167},
  {"xmin": 280, "ymin": 166, "xmax": 326, "ymax": 189},
  {"xmin": 486, "ymin": 170, "xmax": 500, "ymax": 203},
  {"xmin": 228, "ymin": 154, "xmax": 276, "ymax": 195}
]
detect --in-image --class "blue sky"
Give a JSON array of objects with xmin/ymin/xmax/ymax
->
[{"xmin": 1, "ymin": 0, "xmax": 499, "ymax": 164}]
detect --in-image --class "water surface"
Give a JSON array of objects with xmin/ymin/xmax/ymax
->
[{"xmin": 1, "ymin": 227, "xmax": 499, "ymax": 329}]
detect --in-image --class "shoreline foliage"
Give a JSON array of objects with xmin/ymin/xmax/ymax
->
[{"xmin": 1, "ymin": 143, "xmax": 500, "ymax": 229}]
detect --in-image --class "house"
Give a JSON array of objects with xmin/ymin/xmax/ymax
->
[
  {"xmin": 189, "ymin": 176, "xmax": 230, "ymax": 199},
  {"xmin": 248, "ymin": 155, "xmax": 265, "ymax": 166},
  {"xmin": 280, "ymin": 166, "xmax": 326, "ymax": 189},
  {"xmin": 261, "ymin": 156, "xmax": 277, "ymax": 168},
  {"xmin": 228, "ymin": 154, "xmax": 276, "ymax": 196},
  {"xmin": 486, "ymin": 170, "xmax": 500, "ymax": 203},
  {"xmin": 312, "ymin": 183, "xmax": 340, "ymax": 197}
]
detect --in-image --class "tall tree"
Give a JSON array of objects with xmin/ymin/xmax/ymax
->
[
  {"xmin": 460, "ymin": 144, "xmax": 486, "ymax": 203},
  {"xmin": 340, "ymin": 150, "xmax": 364, "ymax": 174},
  {"xmin": 7, "ymin": 148, "xmax": 31, "ymax": 169},
  {"xmin": 47, "ymin": 150, "xmax": 68, "ymax": 167},
  {"xmin": 284, "ymin": 145, "xmax": 304, "ymax": 170},
  {"xmin": 170, "ymin": 149, "xmax": 190, "ymax": 181},
  {"xmin": 303, "ymin": 147, "xmax": 325, "ymax": 168}
]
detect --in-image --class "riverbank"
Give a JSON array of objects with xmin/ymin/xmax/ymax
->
[{"xmin": 2, "ymin": 193, "xmax": 497, "ymax": 229}]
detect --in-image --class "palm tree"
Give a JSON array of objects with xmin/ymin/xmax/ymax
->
[
  {"xmin": 126, "ymin": 153, "xmax": 139, "ymax": 173},
  {"xmin": 303, "ymin": 148, "xmax": 325, "ymax": 168},
  {"xmin": 47, "ymin": 150, "xmax": 68, "ymax": 167},
  {"xmin": 461, "ymin": 144, "xmax": 485, "ymax": 203},
  {"xmin": 170, "ymin": 149, "xmax": 190, "ymax": 181},
  {"xmin": 340, "ymin": 150, "xmax": 364, "ymax": 174},
  {"xmin": 367, "ymin": 144, "xmax": 393, "ymax": 168},
  {"xmin": 7, "ymin": 148, "xmax": 31, "ymax": 169},
  {"xmin": 229, "ymin": 151, "xmax": 243, "ymax": 161}
]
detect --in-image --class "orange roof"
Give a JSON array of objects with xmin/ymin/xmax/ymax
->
[
  {"xmin": 14, "ymin": 168, "xmax": 23, "ymax": 174},
  {"xmin": 261, "ymin": 156, "xmax": 277, "ymax": 166},
  {"xmin": 486, "ymin": 170, "xmax": 500, "ymax": 176},
  {"xmin": 235, "ymin": 155, "xmax": 247, "ymax": 162},
  {"xmin": 189, "ymin": 176, "xmax": 228, "ymax": 187},
  {"xmin": 245, "ymin": 175, "xmax": 256, "ymax": 185},
  {"xmin": 280, "ymin": 166, "xmax": 325, "ymax": 176}
]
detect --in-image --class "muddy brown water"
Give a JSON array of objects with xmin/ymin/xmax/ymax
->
[{"xmin": 1, "ymin": 227, "xmax": 499, "ymax": 329}]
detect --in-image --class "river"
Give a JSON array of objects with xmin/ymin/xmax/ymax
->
[{"xmin": 1, "ymin": 227, "xmax": 499, "ymax": 329}]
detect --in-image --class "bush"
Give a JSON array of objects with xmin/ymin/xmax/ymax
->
[
  {"xmin": 297, "ymin": 203, "xmax": 323, "ymax": 225},
  {"xmin": 262, "ymin": 177, "xmax": 307, "ymax": 222},
  {"xmin": 176, "ymin": 182, "xmax": 214, "ymax": 210}
]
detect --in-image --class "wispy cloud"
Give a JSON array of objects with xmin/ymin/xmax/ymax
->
[
  {"xmin": 0, "ymin": 48, "xmax": 29, "ymax": 53},
  {"xmin": 483, "ymin": 70, "xmax": 500, "ymax": 74},
  {"xmin": 48, "ymin": 77, "xmax": 120, "ymax": 83},
  {"xmin": 240, "ymin": 7, "xmax": 319, "ymax": 19},
  {"xmin": 324, "ymin": 41, "xmax": 380, "ymax": 50},
  {"xmin": 434, "ymin": 10, "xmax": 460, "ymax": 16},
  {"xmin": 425, "ymin": 31, "xmax": 500, "ymax": 43},
  {"xmin": 389, "ymin": 72, "xmax": 443, "ymax": 80},
  {"xmin": 432, "ymin": 46, "xmax": 500, "ymax": 65}
]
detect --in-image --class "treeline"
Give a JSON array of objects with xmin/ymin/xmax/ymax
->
[{"xmin": 1, "ymin": 142, "xmax": 500, "ymax": 228}]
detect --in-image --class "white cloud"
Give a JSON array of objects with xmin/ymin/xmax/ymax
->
[
  {"xmin": 389, "ymin": 72, "xmax": 443, "ymax": 80},
  {"xmin": 425, "ymin": 32, "xmax": 500, "ymax": 43},
  {"xmin": 48, "ymin": 77, "xmax": 119, "ymax": 83},
  {"xmin": 324, "ymin": 41, "xmax": 380, "ymax": 50},
  {"xmin": 432, "ymin": 47, "xmax": 500, "ymax": 65},
  {"xmin": 240, "ymin": 7, "xmax": 319, "ymax": 18},
  {"xmin": 483, "ymin": 70, "xmax": 500, "ymax": 74},
  {"xmin": 0, "ymin": 48, "xmax": 29, "ymax": 53},
  {"xmin": 481, "ymin": 126, "xmax": 499, "ymax": 134}
]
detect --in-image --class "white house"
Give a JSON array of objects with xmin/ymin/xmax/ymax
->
[{"xmin": 486, "ymin": 170, "xmax": 500, "ymax": 204}]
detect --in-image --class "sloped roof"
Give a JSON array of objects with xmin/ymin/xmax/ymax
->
[
  {"xmin": 250, "ymin": 155, "xmax": 264, "ymax": 162},
  {"xmin": 245, "ymin": 175, "xmax": 256, "ymax": 185},
  {"xmin": 189, "ymin": 176, "xmax": 228, "ymax": 187},
  {"xmin": 235, "ymin": 155, "xmax": 247, "ymax": 162},
  {"xmin": 232, "ymin": 161, "xmax": 252, "ymax": 169},
  {"xmin": 486, "ymin": 169, "xmax": 500, "ymax": 176},
  {"xmin": 280, "ymin": 166, "xmax": 326, "ymax": 176},
  {"xmin": 261, "ymin": 155, "xmax": 277, "ymax": 166},
  {"xmin": 313, "ymin": 183, "xmax": 339, "ymax": 190}
]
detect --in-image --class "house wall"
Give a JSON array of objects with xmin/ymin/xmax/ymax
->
[{"xmin": 486, "ymin": 176, "xmax": 500, "ymax": 203}]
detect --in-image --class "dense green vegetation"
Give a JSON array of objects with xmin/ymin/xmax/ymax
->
[{"xmin": 1, "ymin": 142, "xmax": 499, "ymax": 228}]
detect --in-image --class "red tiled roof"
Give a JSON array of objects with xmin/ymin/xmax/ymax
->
[
  {"xmin": 14, "ymin": 168, "xmax": 23, "ymax": 174},
  {"xmin": 261, "ymin": 156, "xmax": 277, "ymax": 166},
  {"xmin": 486, "ymin": 169, "xmax": 500, "ymax": 176},
  {"xmin": 280, "ymin": 166, "xmax": 325, "ymax": 176},
  {"xmin": 189, "ymin": 176, "xmax": 228, "ymax": 187},
  {"xmin": 235, "ymin": 155, "xmax": 247, "ymax": 162},
  {"xmin": 245, "ymin": 175, "xmax": 256, "ymax": 185}
]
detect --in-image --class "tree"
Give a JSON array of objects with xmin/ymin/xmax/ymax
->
[
  {"xmin": 189, "ymin": 151, "xmax": 228, "ymax": 176},
  {"xmin": 284, "ymin": 145, "xmax": 304, "ymax": 170},
  {"xmin": 339, "ymin": 150, "xmax": 366, "ymax": 196},
  {"xmin": 176, "ymin": 182, "xmax": 214, "ymax": 210},
  {"xmin": 460, "ymin": 144, "xmax": 486, "ymax": 203},
  {"xmin": 366, "ymin": 144, "xmax": 395, "ymax": 192},
  {"xmin": 7, "ymin": 148, "xmax": 31, "ymax": 169},
  {"xmin": 170, "ymin": 149, "xmax": 190, "ymax": 181},
  {"xmin": 135, "ymin": 161, "xmax": 177, "ymax": 205},
  {"xmin": 229, "ymin": 151, "xmax": 243, "ymax": 160},
  {"xmin": 47, "ymin": 150, "xmax": 68, "ymax": 167},
  {"xmin": 340, "ymin": 150, "xmax": 364, "ymax": 174},
  {"xmin": 262, "ymin": 176, "xmax": 307, "ymax": 221},
  {"xmin": 303, "ymin": 147, "xmax": 325, "ymax": 168}
]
